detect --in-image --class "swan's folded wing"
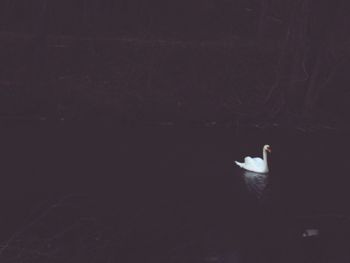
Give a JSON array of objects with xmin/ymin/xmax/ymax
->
[
  {"xmin": 244, "ymin": 157, "xmax": 264, "ymax": 171},
  {"xmin": 244, "ymin": 156, "xmax": 255, "ymax": 166},
  {"xmin": 252, "ymin": 157, "xmax": 264, "ymax": 167}
]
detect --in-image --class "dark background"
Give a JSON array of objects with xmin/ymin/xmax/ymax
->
[
  {"xmin": 0, "ymin": 0, "xmax": 349, "ymax": 128},
  {"xmin": 0, "ymin": 1, "xmax": 350, "ymax": 262}
]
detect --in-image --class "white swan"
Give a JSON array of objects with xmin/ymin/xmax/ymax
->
[{"xmin": 235, "ymin": 145, "xmax": 271, "ymax": 173}]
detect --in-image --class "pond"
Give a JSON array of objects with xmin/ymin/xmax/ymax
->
[{"xmin": 0, "ymin": 124, "xmax": 349, "ymax": 262}]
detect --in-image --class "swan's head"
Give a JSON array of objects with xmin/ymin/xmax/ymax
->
[{"xmin": 264, "ymin": 145, "xmax": 272, "ymax": 153}]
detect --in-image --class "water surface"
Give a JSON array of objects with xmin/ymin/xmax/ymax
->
[{"xmin": 0, "ymin": 125, "xmax": 349, "ymax": 262}]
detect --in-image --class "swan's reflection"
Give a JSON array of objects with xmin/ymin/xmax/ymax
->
[{"xmin": 242, "ymin": 171, "xmax": 269, "ymax": 199}]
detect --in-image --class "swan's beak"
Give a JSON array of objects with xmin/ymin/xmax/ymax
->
[{"xmin": 267, "ymin": 147, "xmax": 272, "ymax": 153}]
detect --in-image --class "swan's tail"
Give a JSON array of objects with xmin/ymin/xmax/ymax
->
[{"xmin": 235, "ymin": 161, "xmax": 244, "ymax": 168}]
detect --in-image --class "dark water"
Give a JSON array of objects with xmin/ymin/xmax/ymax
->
[{"xmin": 0, "ymin": 125, "xmax": 349, "ymax": 262}]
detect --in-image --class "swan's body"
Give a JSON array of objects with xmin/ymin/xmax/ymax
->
[{"xmin": 235, "ymin": 145, "xmax": 271, "ymax": 173}]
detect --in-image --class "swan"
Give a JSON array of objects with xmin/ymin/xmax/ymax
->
[{"xmin": 235, "ymin": 145, "xmax": 271, "ymax": 173}]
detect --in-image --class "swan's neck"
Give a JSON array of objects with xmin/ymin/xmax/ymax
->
[{"xmin": 263, "ymin": 149, "xmax": 268, "ymax": 167}]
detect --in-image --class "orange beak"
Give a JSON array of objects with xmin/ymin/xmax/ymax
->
[{"xmin": 267, "ymin": 147, "xmax": 272, "ymax": 153}]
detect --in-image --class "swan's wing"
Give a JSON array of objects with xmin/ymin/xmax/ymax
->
[
  {"xmin": 252, "ymin": 157, "xmax": 264, "ymax": 167},
  {"xmin": 244, "ymin": 156, "xmax": 255, "ymax": 165},
  {"xmin": 243, "ymin": 157, "xmax": 268, "ymax": 173},
  {"xmin": 244, "ymin": 157, "xmax": 263, "ymax": 169},
  {"xmin": 244, "ymin": 156, "xmax": 259, "ymax": 171}
]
